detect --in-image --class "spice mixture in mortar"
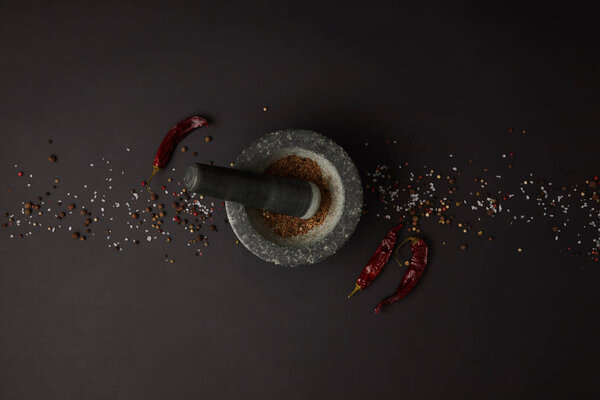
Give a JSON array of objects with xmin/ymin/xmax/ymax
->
[{"xmin": 261, "ymin": 155, "xmax": 331, "ymax": 237}]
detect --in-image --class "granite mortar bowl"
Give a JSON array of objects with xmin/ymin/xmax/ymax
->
[{"xmin": 225, "ymin": 129, "xmax": 363, "ymax": 266}]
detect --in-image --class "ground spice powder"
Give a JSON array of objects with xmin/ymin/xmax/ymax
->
[{"xmin": 261, "ymin": 155, "xmax": 331, "ymax": 237}]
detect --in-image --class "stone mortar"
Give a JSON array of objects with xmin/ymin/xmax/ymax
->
[{"xmin": 225, "ymin": 129, "xmax": 363, "ymax": 266}]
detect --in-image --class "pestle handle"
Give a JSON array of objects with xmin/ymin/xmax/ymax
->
[{"xmin": 184, "ymin": 163, "xmax": 321, "ymax": 219}]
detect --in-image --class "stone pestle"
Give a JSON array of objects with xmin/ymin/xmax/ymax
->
[{"xmin": 183, "ymin": 163, "xmax": 321, "ymax": 219}]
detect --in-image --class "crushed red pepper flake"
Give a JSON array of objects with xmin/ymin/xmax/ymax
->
[{"xmin": 261, "ymin": 155, "xmax": 331, "ymax": 237}]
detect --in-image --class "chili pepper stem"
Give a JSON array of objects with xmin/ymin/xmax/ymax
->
[
  {"xmin": 394, "ymin": 236, "xmax": 419, "ymax": 267},
  {"xmin": 347, "ymin": 283, "xmax": 361, "ymax": 299},
  {"xmin": 147, "ymin": 165, "xmax": 161, "ymax": 194}
]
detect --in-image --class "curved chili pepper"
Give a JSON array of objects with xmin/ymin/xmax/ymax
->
[
  {"xmin": 347, "ymin": 220, "xmax": 403, "ymax": 298},
  {"xmin": 373, "ymin": 236, "xmax": 428, "ymax": 314},
  {"xmin": 146, "ymin": 116, "xmax": 208, "ymax": 193}
]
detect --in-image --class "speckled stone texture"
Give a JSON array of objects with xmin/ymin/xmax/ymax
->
[{"xmin": 226, "ymin": 129, "xmax": 363, "ymax": 266}]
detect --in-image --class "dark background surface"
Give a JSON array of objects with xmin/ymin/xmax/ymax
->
[{"xmin": 1, "ymin": 1, "xmax": 599, "ymax": 399}]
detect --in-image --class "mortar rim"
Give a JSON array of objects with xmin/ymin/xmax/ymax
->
[{"xmin": 225, "ymin": 129, "xmax": 362, "ymax": 266}]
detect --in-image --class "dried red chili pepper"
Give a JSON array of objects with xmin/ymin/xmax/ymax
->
[
  {"xmin": 347, "ymin": 220, "xmax": 403, "ymax": 299},
  {"xmin": 147, "ymin": 116, "xmax": 208, "ymax": 192},
  {"xmin": 373, "ymin": 236, "xmax": 428, "ymax": 314}
]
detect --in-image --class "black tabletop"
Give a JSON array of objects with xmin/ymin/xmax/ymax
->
[{"xmin": 1, "ymin": 1, "xmax": 599, "ymax": 399}]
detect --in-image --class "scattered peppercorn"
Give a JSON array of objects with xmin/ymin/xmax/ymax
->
[
  {"xmin": 205, "ymin": 136, "xmax": 212, "ymax": 143},
  {"xmin": 460, "ymin": 244, "xmax": 468, "ymax": 251},
  {"xmin": 68, "ymin": 203, "xmax": 76, "ymax": 210},
  {"xmin": 48, "ymin": 155, "xmax": 57, "ymax": 162}
]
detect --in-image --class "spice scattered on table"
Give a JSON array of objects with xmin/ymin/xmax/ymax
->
[
  {"xmin": 2, "ymin": 140, "xmax": 222, "ymax": 260},
  {"xmin": 363, "ymin": 137, "xmax": 599, "ymax": 262},
  {"xmin": 2, "ymin": 125, "xmax": 599, "ymax": 268}
]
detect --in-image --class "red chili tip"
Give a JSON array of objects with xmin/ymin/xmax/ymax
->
[
  {"xmin": 141, "ymin": 181, "xmax": 147, "ymax": 186},
  {"xmin": 594, "ymin": 176, "xmax": 599, "ymax": 181},
  {"xmin": 509, "ymin": 152, "xmax": 515, "ymax": 157},
  {"xmin": 594, "ymin": 257, "xmax": 598, "ymax": 262},
  {"xmin": 161, "ymin": 186, "xmax": 166, "ymax": 190},
  {"xmin": 483, "ymin": 168, "xmax": 488, "ymax": 172},
  {"xmin": 17, "ymin": 171, "xmax": 23, "ymax": 176}
]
